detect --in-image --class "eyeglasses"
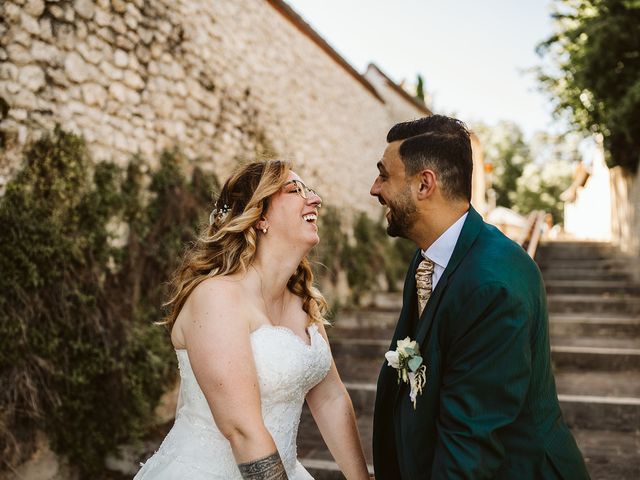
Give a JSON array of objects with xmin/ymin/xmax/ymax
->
[{"xmin": 284, "ymin": 179, "xmax": 320, "ymax": 200}]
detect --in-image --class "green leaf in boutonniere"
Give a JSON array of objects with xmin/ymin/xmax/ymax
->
[
  {"xmin": 404, "ymin": 346, "xmax": 417, "ymax": 356},
  {"xmin": 408, "ymin": 355, "xmax": 423, "ymax": 372}
]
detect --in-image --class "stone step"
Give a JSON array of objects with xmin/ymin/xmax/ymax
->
[
  {"xmin": 544, "ymin": 280, "xmax": 640, "ymax": 296},
  {"xmin": 330, "ymin": 308, "xmax": 399, "ymax": 330},
  {"xmin": 536, "ymin": 251, "xmax": 620, "ymax": 262},
  {"xmin": 559, "ymin": 394, "xmax": 640, "ymax": 432},
  {"xmin": 298, "ymin": 408, "xmax": 640, "ymax": 480},
  {"xmin": 330, "ymin": 314, "xmax": 640, "ymax": 339},
  {"xmin": 334, "ymin": 291, "xmax": 640, "ymax": 329},
  {"xmin": 298, "ymin": 407, "xmax": 373, "ymax": 479},
  {"xmin": 550, "ymin": 335, "xmax": 640, "ymax": 350},
  {"xmin": 334, "ymin": 356, "xmax": 640, "ymax": 397},
  {"xmin": 537, "ymin": 242, "xmax": 619, "ymax": 260},
  {"xmin": 541, "ymin": 269, "xmax": 631, "ymax": 281},
  {"xmin": 547, "ymin": 294, "xmax": 640, "ymax": 315},
  {"xmin": 329, "ymin": 336, "xmax": 640, "ymax": 371},
  {"xmin": 539, "ymin": 240, "xmax": 614, "ymax": 248},
  {"xmin": 361, "ymin": 291, "xmax": 403, "ymax": 310},
  {"xmin": 537, "ymin": 260, "xmax": 630, "ymax": 280},
  {"xmin": 551, "ymin": 344, "xmax": 640, "ymax": 371},
  {"xmin": 336, "ymin": 291, "xmax": 640, "ymax": 325},
  {"xmin": 549, "ymin": 314, "xmax": 640, "ymax": 338},
  {"xmin": 301, "ymin": 459, "xmax": 355, "ymax": 480},
  {"xmin": 537, "ymin": 255, "xmax": 629, "ymax": 266},
  {"xmin": 337, "ymin": 381, "xmax": 640, "ymax": 433},
  {"xmin": 572, "ymin": 429, "xmax": 640, "ymax": 480}
]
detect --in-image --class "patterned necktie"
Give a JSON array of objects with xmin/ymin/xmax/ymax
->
[{"xmin": 415, "ymin": 258, "xmax": 435, "ymax": 315}]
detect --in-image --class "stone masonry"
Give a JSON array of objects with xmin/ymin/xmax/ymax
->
[{"xmin": 0, "ymin": 0, "xmax": 439, "ymax": 218}]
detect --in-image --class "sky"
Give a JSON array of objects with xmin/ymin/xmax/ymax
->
[{"xmin": 285, "ymin": 0, "xmax": 560, "ymax": 140}]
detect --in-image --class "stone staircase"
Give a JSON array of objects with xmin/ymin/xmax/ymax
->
[{"xmin": 298, "ymin": 240, "xmax": 640, "ymax": 479}]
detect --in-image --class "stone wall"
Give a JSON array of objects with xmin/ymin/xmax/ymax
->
[
  {"xmin": 1, "ymin": 0, "xmax": 434, "ymax": 219},
  {"xmin": 610, "ymin": 166, "xmax": 640, "ymax": 269}
]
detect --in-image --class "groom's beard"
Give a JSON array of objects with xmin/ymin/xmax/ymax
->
[{"xmin": 386, "ymin": 187, "xmax": 417, "ymax": 239}]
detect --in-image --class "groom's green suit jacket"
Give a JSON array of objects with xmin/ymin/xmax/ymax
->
[{"xmin": 372, "ymin": 207, "xmax": 589, "ymax": 479}]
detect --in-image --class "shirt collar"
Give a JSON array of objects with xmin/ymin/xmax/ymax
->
[{"xmin": 421, "ymin": 212, "xmax": 468, "ymax": 269}]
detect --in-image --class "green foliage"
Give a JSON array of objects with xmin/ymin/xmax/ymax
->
[
  {"xmin": 473, "ymin": 122, "xmax": 577, "ymax": 223},
  {"xmin": 537, "ymin": 0, "xmax": 640, "ymax": 171},
  {"xmin": 314, "ymin": 207, "xmax": 415, "ymax": 305},
  {"xmin": 0, "ymin": 127, "xmax": 218, "ymax": 475},
  {"xmin": 315, "ymin": 205, "xmax": 348, "ymax": 286},
  {"xmin": 473, "ymin": 121, "xmax": 530, "ymax": 209},
  {"xmin": 342, "ymin": 213, "xmax": 415, "ymax": 302},
  {"xmin": 314, "ymin": 205, "xmax": 416, "ymax": 310},
  {"xmin": 416, "ymin": 74, "xmax": 425, "ymax": 102},
  {"xmin": 513, "ymin": 160, "xmax": 574, "ymax": 223}
]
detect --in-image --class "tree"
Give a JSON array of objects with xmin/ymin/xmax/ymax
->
[
  {"xmin": 537, "ymin": 0, "xmax": 640, "ymax": 172},
  {"xmin": 416, "ymin": 74, "xmax": 425, "ymax": 102},
  {"xmin": 529, "ymin": 131, "xmax": 584, "ymax": 166},
  {"xmin": 472, "ymin": 121, "xmax": 530, "ymax": 209},
  {"xmin": 512, "ymin": 160, "xmax": 574, "ymax": 223},
  {"xmin": 473, "ymin": 121, "xmax": 578, "ymax": 223}
]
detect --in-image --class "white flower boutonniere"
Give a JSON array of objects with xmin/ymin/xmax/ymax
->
[{"xmin": 385, "ymin": 337, "xmax": 427, "ymax": 409}]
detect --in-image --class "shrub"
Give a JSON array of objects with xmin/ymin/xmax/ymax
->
[
  {"xmin": 341, "ymin": 212, "xmax": 416, "ymax": 302},
  {"xmin": 0, "ymin": 127, "xmax": 217, "ymax": 475},
  {"xmin": 314, "ymin": 205, "xmax": 347, "ymax": 285}
]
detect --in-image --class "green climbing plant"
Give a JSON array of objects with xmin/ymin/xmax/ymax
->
[{"xmin": 0, "ymin": 127, "xmax": 219, "ymax": 475}]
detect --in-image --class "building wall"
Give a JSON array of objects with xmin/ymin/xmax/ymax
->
[
  {"xmin": 610, "ymin": 166, "xmax": 640, "ymax": 258},
  {"xmin": 563, "ymin": 141, "xmax": 612, "ymax": 241},
  {"xmin": 469, "ymin": 133, "xmax": 487, "ymax": 214},
  {"xmin": 1, "ymin": 0, "xmax": 429, "ymax": 218}
]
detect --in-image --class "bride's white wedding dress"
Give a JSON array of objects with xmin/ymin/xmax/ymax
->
[{"xmin": 134, "ymin": 324, "xmax": 331, "ymax": 479}]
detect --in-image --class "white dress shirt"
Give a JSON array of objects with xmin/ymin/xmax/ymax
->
[{"xmin": 421, "ymin": 212, "xmax": 468, "ymax": 290}]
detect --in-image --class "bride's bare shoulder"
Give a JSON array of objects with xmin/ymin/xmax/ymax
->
[
  {"xmin": 172, "ymin": 275, "xmax": 256, "ymax": 346},
  {"xmin": 186, "ymin": 275, "xmax": 251, "ymax": 313}
]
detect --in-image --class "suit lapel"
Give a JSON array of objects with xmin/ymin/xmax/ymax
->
[
  {"xmin": 415, "ymin": 207, "xmax": 484, "ymax": 346},
  {"xmin": 380, "ymin": 249, "xmax": 422, "ymax": 405}
]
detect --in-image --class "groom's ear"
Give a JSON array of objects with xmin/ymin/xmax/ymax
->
[{"xmin": 416, "ymin": 169, "xmax": 437, "ymax": 200}]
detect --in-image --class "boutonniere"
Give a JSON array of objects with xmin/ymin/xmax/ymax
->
[{"xmin": 385, "ymin": 337, "xmax": 427, "ymax": 409}]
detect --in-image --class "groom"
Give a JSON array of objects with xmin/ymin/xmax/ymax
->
[{"xmin": 369, "ymin": 115, "xmax": 589, "ymax": 479}]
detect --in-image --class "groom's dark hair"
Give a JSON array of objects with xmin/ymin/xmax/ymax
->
[{"xmin": 387, "ymin": 115, "xmax": 473, "ymax": 202}]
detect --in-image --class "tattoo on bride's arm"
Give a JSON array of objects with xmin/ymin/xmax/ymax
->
[{"xmin": 238, "ymin": 451, "xmax": 288, "ymax": 479}]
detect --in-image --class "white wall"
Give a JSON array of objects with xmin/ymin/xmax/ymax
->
[{"xmin": 564, "ymin": 139, "xmax": 612, "ymax": 241}]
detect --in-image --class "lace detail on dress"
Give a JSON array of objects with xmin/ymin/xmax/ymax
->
[{"xmin": 134, "ymin": 324, "xmax": 331, "ymax": 480}]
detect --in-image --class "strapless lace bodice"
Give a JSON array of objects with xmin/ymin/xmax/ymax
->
[{"xmin": 134, "ymin": 324, "xmax": 331, "ymax": 479}]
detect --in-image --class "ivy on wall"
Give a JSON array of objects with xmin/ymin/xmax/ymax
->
[
  {"xmin": 0, "ymin": 127, "xmax": 218, "ymax": 475},
  {"xmin": 315, "ymin": 207, "xmax": 416, "ymax": 304}
]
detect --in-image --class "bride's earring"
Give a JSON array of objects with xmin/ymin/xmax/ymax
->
[{"xmin": 262, "ymin": 228, "xmax": 267, "ymax": 234}]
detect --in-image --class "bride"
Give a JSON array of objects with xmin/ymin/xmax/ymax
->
[{"xmin": 134, "ymin": 160, "xmax": 369, "ymax": 479}]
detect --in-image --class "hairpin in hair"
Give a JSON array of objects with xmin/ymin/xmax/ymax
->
[{"xmin": 209, "ymin": 204, "xmax": 230, "ymax": 225}]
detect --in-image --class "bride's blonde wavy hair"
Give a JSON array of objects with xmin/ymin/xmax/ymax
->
[{"xmin": 163, "ymin": 160, "xmax": 328, "ymax": 331}]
